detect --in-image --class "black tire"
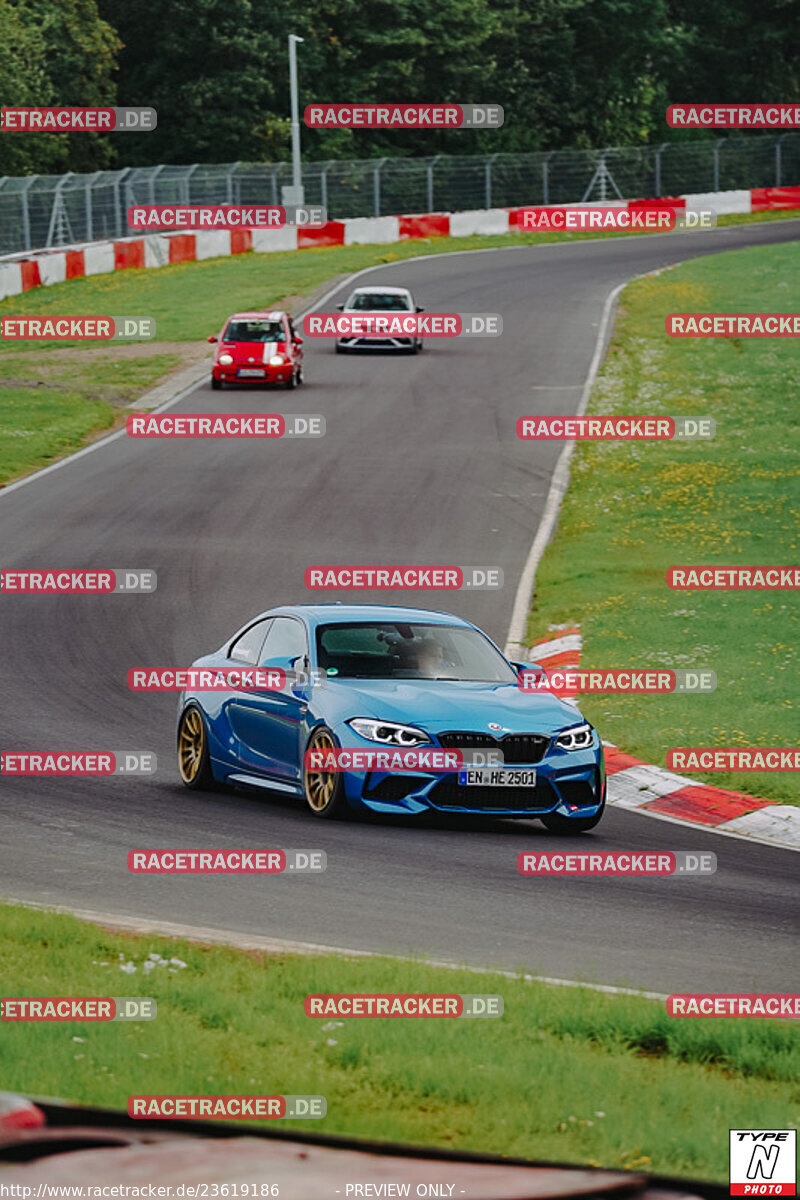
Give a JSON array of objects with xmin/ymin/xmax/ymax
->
[
  {"xmin": 285, "ymin": 367, "xmax": 298, "ymax": 390},
  {"xmin": 335, "ymin": 343, "xmax": 347, "ymax": 355},
  {"xmin": 303, "ymin": 727, "xmax": 349, "ymax": 819},
  {"xmin": 540, "ymin": 800, "xmax": 605, "ymax": 835},
  {"xmin": 211, "ymin": 376, "xmax": 222, "ymax": 390},
  {"xmin": 177, "ymin": 705, "xmax": 217, "ymax": 790},
  {"xmin": 296, "ymin": 365, "xmax": 304, "ymax": 385}
]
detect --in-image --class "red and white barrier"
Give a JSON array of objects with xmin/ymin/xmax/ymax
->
[
  {"xmin": 0, "ymin": 185, "xmax": 797, "ymax": 302},
  {"xmin": 531, "ymin": 626, "xmax": 800, "ymax": 849}
]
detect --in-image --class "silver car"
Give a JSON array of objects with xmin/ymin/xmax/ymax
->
[{"xmin": 335, "ymin": 285, "xmax": 424, "ymax": 354}]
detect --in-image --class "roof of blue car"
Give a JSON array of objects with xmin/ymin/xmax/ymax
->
[{"xmin": 266, "ymin": 604, "xmax": 472, "ymax": 626}]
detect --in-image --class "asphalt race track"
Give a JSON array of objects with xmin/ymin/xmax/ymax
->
[{"xmin": 2, "ymin": 221, "xmax": 798, "ymax": 995}]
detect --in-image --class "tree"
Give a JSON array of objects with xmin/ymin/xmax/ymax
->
[{"xmin": 99, "ymin": 0, "xmax": 286, "ymax": 165}]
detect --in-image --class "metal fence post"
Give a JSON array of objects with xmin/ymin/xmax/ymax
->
[
  {"xmin": 113, "ymin": 169, "xmax": 131, "ymax": 237},
  {"xmin": 427, "ymin": 155, "xmax": 441, "ymax": 211},
  {"xmin": 320, "ymin": 160, "xmax": 334, "ymax": 215},
  {"xmin": 713, "ymin": 138, "xmax": 726, "ymax": 192},
  {"xmin": 775, "ymin": 134, "xmax": 789, "ymax": 187},
  {"xmin": 149, "ymin": 163, "xmax": 165, "ymax": 204},
  {"xmin": 654, "ymin": 142, "xmax": 667, "ymax": 196},
  {"xmin": 373, "ymin": 157, "xmax": 387, "ymax": 216},
  {"xmin": 85, "ymin": 170, "xmax": 101, "ymax": 241},
  {"xmin": 20, "ymin": 176, "xmax": 38, "ymax": 251},
  {"xmin": 181, "ymin": 163, "xmax": 200, "ymax": 205},
  {"xmin": 542, "ymin": 152, "xmax": 554, "ymax": 204},
  {"xmin": 485, "ymin": 153, "xmax": 499, "ymax": 209}
]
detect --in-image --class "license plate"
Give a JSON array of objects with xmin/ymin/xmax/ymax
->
[
  {"xmin": 458, "ymin": 768, "xmax": 537, "ymax": 787},
  {"xmin": 238, "ymin": 368, "xmax": 265, "ymax": 377}
]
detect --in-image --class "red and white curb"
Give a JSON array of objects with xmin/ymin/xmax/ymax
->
[
  {"xmin": 2, "ymin": 185, "xmax": 799, "ymax": 302},
  {"xmin": 531, "ymin": 626, "xmax": 800, "ymax": 851}
]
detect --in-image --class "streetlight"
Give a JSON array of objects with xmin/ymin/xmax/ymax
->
[{"xmin": 282, "ymin": 33, "xmax": 305, "ymax": 206}]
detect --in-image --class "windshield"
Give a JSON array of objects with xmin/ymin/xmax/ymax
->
[
  {"xmin": 346, "ymin": 292, "xmax": 413, "ymax": 311},
  {"xmin": 315, "ymin": 621, "xmax": 517, "ymax": 681},
  {"xmin": 223, "ymin": 319, "xmax": 284, "ymax": 342}
]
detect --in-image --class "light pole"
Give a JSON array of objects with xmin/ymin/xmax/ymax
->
[{"xmin": 283, "ymin": 33, "xmax": 305, "ymax": 206}]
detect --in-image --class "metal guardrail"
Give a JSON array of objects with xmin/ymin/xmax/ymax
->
[{"xmin": 1, "ymin": 135, "xmax": 798, "ymax": 257}]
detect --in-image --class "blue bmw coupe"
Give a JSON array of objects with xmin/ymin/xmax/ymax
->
[{"xmin": 176, "ymin": 604, "xmax": 606, "ymax": 832}]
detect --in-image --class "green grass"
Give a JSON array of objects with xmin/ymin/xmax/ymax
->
[
  {"xmin": 0, "ymin": 386, "xmax": 117, "ymax": 481},
  {"xmin": 526, "ymin": 240, "xmax": 800, "ymax": 803},
  {"xmin": 0, "ymin": 208, "xmax": 797, "ymax": 486},
  {"xmin": 2, "ymin": 903, "xmax": 799, "ymax": 1182}
]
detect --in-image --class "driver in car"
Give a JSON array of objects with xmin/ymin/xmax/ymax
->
[{"xmin": 416, "ymin": 637, "xmax": 446, "ymax": 678}]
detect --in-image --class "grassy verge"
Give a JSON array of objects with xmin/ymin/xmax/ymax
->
[
  {"xmin": 0, "ymin": 208, "xmax": 798, "ymax": 484},
  {"xmin": 526, "ymin": 240, "xmax": 799, "ymax": 803},
  {"xmin": 2, "ymin": 903, "xmax": 799, "ymax": 1182}
]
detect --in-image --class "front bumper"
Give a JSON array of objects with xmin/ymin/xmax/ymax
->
[
  {"xmin": 212, "ymin": 363, "xmax": 293, "ymax": 384},
  {"xmin": 331, "ymin": 733, "xmax": 605, "ymax": 819},
  {"xmin": 336, "ymin": 336, "xmax": 418, "ymax": 350}
]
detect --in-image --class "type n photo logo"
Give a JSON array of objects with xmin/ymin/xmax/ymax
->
[{"xmin": 730, "ymin": 1131, "xmax": 797, "ymax": 1196}]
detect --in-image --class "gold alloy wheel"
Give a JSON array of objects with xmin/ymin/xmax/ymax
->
[
  {"xmin": 178, "ymin": 707, "xmax": 205, "ymax": 784},
  {"xmin": 304, "ymin": 729, "xmax": 337, "ymax": 812}
]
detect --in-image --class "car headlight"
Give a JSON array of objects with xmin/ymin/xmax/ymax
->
[
  {"xmin": 555, "ymin": 722, "xmax": 593, "ymax": 750},
  {"xmin": 348, "ymin": 718, "xmax": 431, "ymax": 746},
  {"xmin": 218, "ymin": 353, "xmax": 234, "ymax": 365},
  {"xmin": 269, "ymin": 354, "xmax": 286, "ymax": 366}
]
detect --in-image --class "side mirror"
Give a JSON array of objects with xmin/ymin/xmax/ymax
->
[
  {"xmin": 294, "ymin": 336, "xmax": 304, "ymax": 345},
  {"xmin": 416, "ymin": 305, "xmax": 424, "ymax": 312},
  {"xmin": 207, "ymin": 335, "xmax": 217, "ymax": 343},
  {"xmin": 336, "ymin": 303, "xmax": 344, "ymax": 311},
  {"xmin": 512, "ymin": 661, "xmax": 549, "ymax": 682},
  {"xmin": 260, "ymin": 653, "xmax": 310, "ymax": 687}
]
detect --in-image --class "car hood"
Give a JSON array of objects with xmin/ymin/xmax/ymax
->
[
  {"xmin": 321, "ymin": 678, "xmax": 584, "ymax": 736},
  {"xmin": 217, "ymin": 340, "xmax": 285, "ymax": 361}
]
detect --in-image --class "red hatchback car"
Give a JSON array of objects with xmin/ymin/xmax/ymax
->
[{"xmin": 209, "ymin": 310, "xmax": 304, "ymax": 389}]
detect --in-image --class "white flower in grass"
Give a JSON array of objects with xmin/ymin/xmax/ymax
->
[
  {"xmin": 326, "ymin": 1038, "xmax": 338, "ymax": 1046},
  {"xmin": 119, "ymin": 961, "xmax": 137, "ymax": 974},
  {"xmin": 169, "ymin": 958, "xmax": 187, "ymax": 969},
  {"xmin": 72, "ymin": 1036, "xmax": 85, "ymax": 1043},
  {"xmin": 321, "ymin": 1021, "xmax": 344, "ymax": 1031}
]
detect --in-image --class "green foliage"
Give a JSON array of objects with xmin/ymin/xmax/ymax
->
[{"xmin": 4, "ymin": 0, "xmax": 798, "ymax": 171}]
